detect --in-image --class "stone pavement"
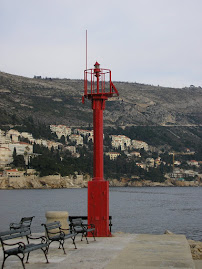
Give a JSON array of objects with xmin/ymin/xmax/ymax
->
[{"xmin": 0, "ymin": 232, "xmax": 196, "ymax": 269}]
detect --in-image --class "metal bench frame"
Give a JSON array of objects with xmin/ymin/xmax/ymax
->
[
  {"xmin": 0, "ymin": 227, "xmax": 49, "ymax": 269},
  {"xmin": 41, "ymin": 221, "xmax": 77, "ymax": 254},
  {"xmin": 10, "ymin": 216, "xmax": 35, "ymax": 231},
  {"xmin": 70, "ymin": 218, "xmax": 96, "ymax": 244}
]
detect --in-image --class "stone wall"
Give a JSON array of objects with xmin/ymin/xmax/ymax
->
[
  {"xmin": 0, "ymin": 176, "xmax": 201, "ymax": 189},
  {"xmin": 0, "ymin": 174, "xmax": 88, "ymax": 189}
]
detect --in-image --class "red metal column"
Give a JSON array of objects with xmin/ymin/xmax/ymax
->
[
  {"xmin": 93, "ymin": 99, "xmax": 103, "ymax": 181},
  {"xmin": 88, "ymin": 180, "xmax": 110, "ymax": 237},
  {"xmin": 88, "ymin": 96, "xmax": 111, "ymax": 236}
]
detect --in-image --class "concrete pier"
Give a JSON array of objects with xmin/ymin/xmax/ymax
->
[{"xmin": 0, "ymin": 233, "xmax": 199, "ymax": 268}]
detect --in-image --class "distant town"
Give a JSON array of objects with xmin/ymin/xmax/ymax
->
[{"xmin": 0, "ymin": 124, "xmax": 201, "ymax": 186}]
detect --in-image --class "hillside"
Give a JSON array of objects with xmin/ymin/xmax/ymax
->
[{"xmin": 0, "ymin": 71, "xmax": 202, "ymax": 127}]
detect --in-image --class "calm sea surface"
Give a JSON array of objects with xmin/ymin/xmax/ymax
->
[{"xmin": 0, "ymin": 187, "xmax": 201, "ymax": 241}]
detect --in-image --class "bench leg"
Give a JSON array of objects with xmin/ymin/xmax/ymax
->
[
  {"xmin": 2, "ymin": 253, "xmax": 25, "ymax": 269},
  {"xmin": 1, "ymin": 254, "xmax": 8, "ymax": 269},
  {"xmin": 72, "ymin": 235, "xmax": 77, "ymax": 249},
  {"xmin": 84, "ymin": 232, "xmax": 89, "ymax": 244},
  {"xmin": 41, "ymin": 247, "xmax": 49, "ymax": 263},
  {"xmin": 59, "ymin": 239, "xmax": 66, "ymax": 254},
  {"xmin": 16, "ymin": 253, "xmax": 26, "ymax": 269},
  {"xmin": 26, "ymin": 252, "xmax": 30, "ymax": 263},
  {"xmin": 92, "ymin": 231, "xmax": 96, "ymax": 241}
]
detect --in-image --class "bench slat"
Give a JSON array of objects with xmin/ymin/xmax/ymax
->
[{"xmin": 0, "ymin": 228, "xmax": 30, "ymax": 241}]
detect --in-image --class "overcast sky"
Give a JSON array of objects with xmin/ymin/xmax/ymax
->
[{"xmin": 0, "ymin": 0, "xmax": 202, "ymax": 88}]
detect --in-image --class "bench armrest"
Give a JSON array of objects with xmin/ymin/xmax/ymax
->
[
  {"xmin": 2, "ymin": 241, "xmax": 26, "ymax": 250},
  {"xmin": 27, "ymin": 235, "xmax": 48, "ymax": 244}
]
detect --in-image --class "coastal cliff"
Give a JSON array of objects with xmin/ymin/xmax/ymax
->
[{"xmin": 0, "ymin": 175, "xmax": 201, "ymax": 189}]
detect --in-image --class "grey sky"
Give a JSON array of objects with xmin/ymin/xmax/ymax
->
[{"xmin": 0, "ymin": 0, "xmax": 202, "ymax": 87}]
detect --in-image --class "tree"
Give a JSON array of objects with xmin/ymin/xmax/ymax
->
[
  {"xmin": 12, "ymin": 154, "xmax": 26, "ymax": 168},
  {"xmin": 60, "ymin": 135, "xmax": 66, "ymax": 145}
]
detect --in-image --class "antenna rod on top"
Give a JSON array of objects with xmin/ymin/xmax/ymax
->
[{"xmin": 86, "ymin": 29, "xmax": 87, "ymax": 70}]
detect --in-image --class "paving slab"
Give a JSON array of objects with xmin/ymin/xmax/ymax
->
[
  {"xmin": 0, "ymin": 233, "xmax": 196, "ymax": 269},
  {"xmin": 106, "ymin": 234, "xmax": 195, "ymax": 269},
  {"xmin": 194, "ymin": 260, "xmax": 202, "ymax": 269}
]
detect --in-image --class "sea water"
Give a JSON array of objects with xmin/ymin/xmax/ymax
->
[{"xmin": 0, "ymin": 187, "xmax": 201, "ymax": 241}]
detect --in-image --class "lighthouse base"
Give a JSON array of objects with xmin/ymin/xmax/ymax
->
[{"xmin": 88, "ymin": 180, "xmax": 111, "ymax": 237}]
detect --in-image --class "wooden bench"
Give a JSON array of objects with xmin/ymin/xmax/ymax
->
[
  {"xmin": 0, "ymin": 227, "xmax": 49, "ymax": 269},
  {"xmin": 10, "ymin": 216, "xmax": 35, "ymax": 231},
  {"xmin": 41, "ymin": 221, "xmax": 77, "ymax": 254},
  {"xmin": 70, "ymin": 218, "xmax": 96, "ymax": 244}
]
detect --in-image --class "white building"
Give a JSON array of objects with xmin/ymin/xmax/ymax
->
[
  {"xmin": 47, "ymin": 141, "xmax": 62, "ymax": 150},
  {"xmin": 88, "ymin": 135, "xmax": 94, "ymax": 143},
  {"xmin": 131, "ymin": 140, "xmax": 149, "ymax": 151},
  {"xmin": 69, "ymin": 134, "xmax": 83, "ymax": 146},
  {"xmin": 34, "ymin": 139, "xmax": 48, "ymax": 147},
  {"xmin": 50, "ymin": 125, "xmax": 71, "ymax": 139},
  {"xmin": 106, "ymin": 152, "xmax": 121, "ymax": 160},
  {"xmin": 111, "ymin": 135, "xmax": 131, "ymax": 151},
  {"xmin": 0, "ymin": 129, "xmax": 10, "ymax": 144},
  {"xmin": 136, "ymin": 162, "xmax": 146, "ymax": 169},
  {"xmin": 0, "ymin": 147, "xmax": 13, "ymax": 167},
  {"xmin": 20, "ymin": 132, "xmax": 34, "ymax": 143},
  {"xmin": 187, "ymin": 160, "xmax": 199, "ymax": 167},
  {"xmin": 146, "ymin": 158, "xmax": 155, "ymax": 168},
  {"xmin": 65, "ymin": 146, "xmax": 76, "ymax": 154},
  {"xmin": 130, "ymin": 151, "xmax": 141, "ymax": 157},
  {"xmin": 3, "ymin": 169, "xmax": 25, "ymax": 178},
  {"xmin": 75, "ymin": 129, "xmax": 93, "ymax": 137},
  {"xmin": 7, "ymin": 129, "xmax": 20, "ymax": 143},
  {"xmin": 7, "ymin": 142, "xmax": 33, "ymax": 156}
]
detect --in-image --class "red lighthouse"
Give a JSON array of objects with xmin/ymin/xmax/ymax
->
[{"xmin": 83, "ymin": 62, "xmax": 119, "ymax": 236}]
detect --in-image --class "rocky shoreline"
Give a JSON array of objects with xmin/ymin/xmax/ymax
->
[{"xmin": 0, "ymin": 175, "xmax": 201, "ymax": 189}]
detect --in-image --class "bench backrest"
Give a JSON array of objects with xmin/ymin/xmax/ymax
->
[
  {"xmin": 41, "ymin": 221, "xmax": 61, "ymax": 239},
  {"xmin": 20, "ymin": 216, "xmax": 35, "ymax": 228},
  {"xmin": 71, "ymin": 218, "xmax": 83, "ymax": 227},
  {"xmin": 0, "ymin": 227, "xmax": 31, "ymax": 242}
]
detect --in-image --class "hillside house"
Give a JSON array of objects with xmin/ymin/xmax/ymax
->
[
  {"xmin": 7, "ymin": 129, "xmax": 20, "ymax": 143},
  {"xmin": 47, "ymin": 141, "xmax": 62, "ymax": 150},
  {"xmin": 34, "ymin": 139, "xmax": 48, "ymax": 147},
  {"xmin": 50, "ymin": 125, "xmax": 71, "ymax": 138},
  {"xmin": 155, "ymin": 157, "xmax": 162, "ymax": 166},
  {"xmin": 187, "ymin": 160, "xmax": 199, "ymax": 167},
  {"xmin": 146, "ymin": 158, "xmax": 155, "ymax": 168},
  {"xmin": 0, "ymin": 147, "xmax": 13, "ymax": 167},
  {"xmin": 8, "ymin": 142, "xmax": 33, "ymax": 156},
  {"xmin": 174, "ymin": 160, "xmax": 181, "ymax": 166},
  {"xmin": 0, "ymin": 129, "xmax": 10, "ymax": 144},
  {"xmin": 131, "ymin": 140, "xmax": 149, "ymax": 151},
  {"xmin": 111, "ymin": 135, "xmax": 131, "ymax": 151},
  {"xmin": 130, "ymin": 151, "xmax": 141, "ymax": 157},
  {"xmin": 69, "ymin": 134, "xmax": 83, "ymax": 146},
  {"xmin": 136, "ymin": 162, "xmax": 146, "ymax": 169},
  {"xmin": 20, "ymin": 132, "xmax": 34, "ymax": 143},
  {"xmin": 106, "ymin": 152, "xmax": 121, "ymax": 160},
  {"xmin": 3, "ymin": 169, "xmax": 25, "ymax": 178},
  {"xmin": 65, "ymin": 146, "xmax": 76, "ymax": 154},
  {"xmin": 75, "ymin": 129, "xmax": 93, "ymax": 137}
]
